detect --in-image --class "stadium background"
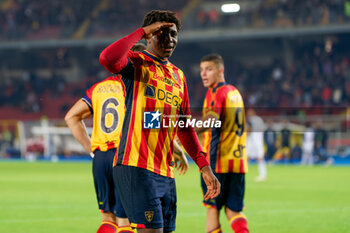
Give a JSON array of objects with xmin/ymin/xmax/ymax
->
[{"xmin": 0, "ymin": 0, "xmax": 349, "ymax": 232}]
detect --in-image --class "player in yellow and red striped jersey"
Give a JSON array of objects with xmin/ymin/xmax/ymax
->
[
  {"xmin": 65, "ymin": 76, "xmax": 134, "ymax": 233},
  {"xmin": 197, "ymin": 54, "xmax": 249, "ymax": 233},
  {"xmin": 99, "ymin": 10, "xmax": 220, "ymax": 233}
]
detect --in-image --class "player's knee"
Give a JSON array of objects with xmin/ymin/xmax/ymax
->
[{"xmin": 224, "ymin": 207, "xmax": 241, "ymax": 219}]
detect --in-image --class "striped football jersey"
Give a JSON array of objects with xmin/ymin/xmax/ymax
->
[
  {"xmin": 114, "ymin": 50, "xmax": 191, "ymax": 178},
  {"xmin": 202, "ymin": 82, "xmax": 248, "ymax": 173},
  {"xmin": 82, "ymin": 76, "xmax": 126, "ymax": 152}
]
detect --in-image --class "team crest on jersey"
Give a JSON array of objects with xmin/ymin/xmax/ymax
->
[
  {"xmin": 145, "ymin": 211, "xmax": 154, "ymax": 222},
  {"xmin": 172, "ymin": 72, "xmax": 179, "ymax": 82}
]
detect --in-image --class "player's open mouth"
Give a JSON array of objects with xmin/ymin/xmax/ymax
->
[{"xmin": 164, "ymin": 48, "xmax": 173, "ymax": 52}]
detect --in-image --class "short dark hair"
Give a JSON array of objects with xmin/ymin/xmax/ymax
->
[
  {"xmin": 142, "ymin": 10, "xmax": 181, "ymax": 31},
  {"xmin": 201, "ymin": 54, "xmax": 224, "ymax": 67}
]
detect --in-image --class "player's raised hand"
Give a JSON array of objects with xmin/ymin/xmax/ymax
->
[
  {"xmin": 201, "ymin": 165, "xmax": 221, "ymax": 200},
  {"xmin": 143, "ymin": 22, "xmax": 174, "ymax": 40}
]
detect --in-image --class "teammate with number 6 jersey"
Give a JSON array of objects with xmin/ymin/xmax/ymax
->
[
  {"xmin": 65, "ymin": 75, "xmax": 135, "ymax": 233},
  {"xmin": 197, "ymin": 54, "xmax": 249, "ymax": 233}
]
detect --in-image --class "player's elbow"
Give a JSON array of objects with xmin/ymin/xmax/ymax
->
[
  {"xmin": 99, "ymin": 53, "xmax": 108, "ymax": 67},
  {"xmin": 64, "ymin": 112, "xmax": 74, "ymax": 128},
  {"xmin": 99, "ymin": 54, "xmax": 117, "ymax": 73}
]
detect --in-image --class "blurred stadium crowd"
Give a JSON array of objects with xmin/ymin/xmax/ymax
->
[
  {"xmin": 0, "ymin": 0, "xmax": 187, "ymax": 40},
  {"xmin": 1, "ymin": 0, "xmax": 350, "ymax": 40},
  {"xmin": 0, "ymin": 0, "xmax": 349, "ymax": 159},
  {"xmin": 194, "ymin": 0, "xmax": 350, "ymax": 29},
  {"xmin": 1, "ymin": 36, "xmax": 348, "ymax": 116}
]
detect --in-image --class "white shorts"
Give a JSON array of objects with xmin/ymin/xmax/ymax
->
[
  {"xmin": 246, "ymin": 133, "xmax": 264, "ymax": 159},
  {"xmin": 246, "ymin": 144, "xmax": 264, "ymax": 159}
]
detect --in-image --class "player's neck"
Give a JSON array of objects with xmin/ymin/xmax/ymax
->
[
  {"xmin": 145, "ymin": 49, "xmax": 168, "ymax": 61},
  {"xmin": 211, "ymin": 79, "xmax": 226, "ymax": 88}
]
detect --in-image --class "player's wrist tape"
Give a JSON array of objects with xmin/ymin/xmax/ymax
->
[{"xmin": 90, "ymin": 152, "xmax": 95, "ymax": 158}]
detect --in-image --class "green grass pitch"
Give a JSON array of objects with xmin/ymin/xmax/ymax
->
[{"xmin": 0, "ymin": 161, "xmax": 349, "ymax": 233}]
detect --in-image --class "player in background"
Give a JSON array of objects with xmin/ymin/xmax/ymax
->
[
  {"xmin": 197, "ymin": 54, "xmax": 249, "ymax": 233},
  {"xmin": 263, "ymin": 120, "xmax": 277, "ymax": 161},
  {"xmin": 246, "ymin": 109, "xmax": 267, "ymax": 181},
  {"xmin": 301, "ymin": 122, "xmax": 314, "ymax": 165},
  {"xmin": 99, "ymin": 10, "xmax": 220, "ymax": 233},
  {"xmin": 65, "ymin": 75, "xmax": 134, "ymax": 233},
  {"xmin": 280, "ymin": 120, "xmax": 292, "ymax": 162}
]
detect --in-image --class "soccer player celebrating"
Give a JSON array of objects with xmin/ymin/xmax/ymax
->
[
  {"xmin": 198, "ymin": 54, "xmax": 249, "ymax": 233},
  {"xmin": 99, "ymin": 10, "xmax": 220, "ymax": 233}
]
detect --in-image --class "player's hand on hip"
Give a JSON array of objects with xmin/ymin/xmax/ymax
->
[
  {"xmin": 201, "ymin": 165, "xmax": 221, "ymax": 200},
  {"xmin": 143, "ymin": 22, "xmax": 174, "ymax": 40}
]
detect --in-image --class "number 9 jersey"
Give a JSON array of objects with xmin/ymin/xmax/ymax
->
[
  {"xmin": 202, "ymin": 82, "xmax": 248, "ymax": 174},
  {"xmin": 82, "ymin": 76, "xmax": 126, "ymax": 152}
]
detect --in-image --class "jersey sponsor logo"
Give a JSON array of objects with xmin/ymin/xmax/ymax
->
[
  {"xmin": 143, "ymin": 111, "xmax": 161, "ymax": 129},
  {"xmin": 145, "ymin": 211, "xmax": 154, "ymax": 222},
  {"xmin": 145, "ymin": 84, "xmax": 180, "ymax": 108},
  {"xmin": 153, "ymin": 73, "xmax": 176, "ymax": 87},
  {"xmin": 233, "ymin": 144, "xmax": 245, "ymax": 158}
]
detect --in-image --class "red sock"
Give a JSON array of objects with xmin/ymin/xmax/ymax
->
[
  {"xmin": 118, "ymin": 225, "xmax": 135, "ymax": 233},
  {"xmin": 208, "ymin": 225, "xmax": 222, "ymax": 233},
  {"xmin": 97, "ymin": 221, "xmax": 117, "ymax": 233},
  {"xmin": 230, "ymin": 214, "xmax": 249, "ymax": 233}
]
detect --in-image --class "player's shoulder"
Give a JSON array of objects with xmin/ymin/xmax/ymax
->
[
  {"xmin": 217, "ymin": 83, "xmax": 239, "ymax": 95},
  {"xmin": 167, "ymin": 61, "xmax": 184, "ymax": 74},
  {"xmin": 225, "ymin": 83, "xmax": 238, "ymax": 92},
  {"xmin": 88, "ymin": 75, "xmax": 123, "ymax": 92},
  {"xmin": 98, "ymin": 75, "xmax": 122, "ymax": 85},
  {"xmin": 223, "ymin": 84, "xmax": 244, "ymax": 105}
]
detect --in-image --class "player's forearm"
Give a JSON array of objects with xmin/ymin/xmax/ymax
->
[
  {"xmin": 66, "ymin": 118, "xmax": 91, "ymax": 153},
  {"xmin": 173, "ymin": 139, "xmax": 183, "ymax": 155},
  {"xmin": 99, "ymin": 28, "xmax": 145, "ymax": 73},
  {"xmin": 177, "ymin": 127, "xmax": 209, "ymax": 169},
  {"xmin": 65, "ymin": 100, "xmax": 92, "ymax": 153}
]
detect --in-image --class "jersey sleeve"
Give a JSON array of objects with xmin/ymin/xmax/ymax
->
[
  {"xmin": 99, "ymin": 28, "xmax": 145, "ymax": 74},
  {"xmin": 81, "ymin": 85, "xmax": 94, "ymax": 113},
  {"xmin": 226, "ymin": 89, "xmax": 244, "ymax": 109},
  {"xmin": 226, "ymin": 89, "xmax": 246, "ymax": 136},
  {"xmin": 177, "ymin": 77, "xmax": 209, "ymax": 169}
]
